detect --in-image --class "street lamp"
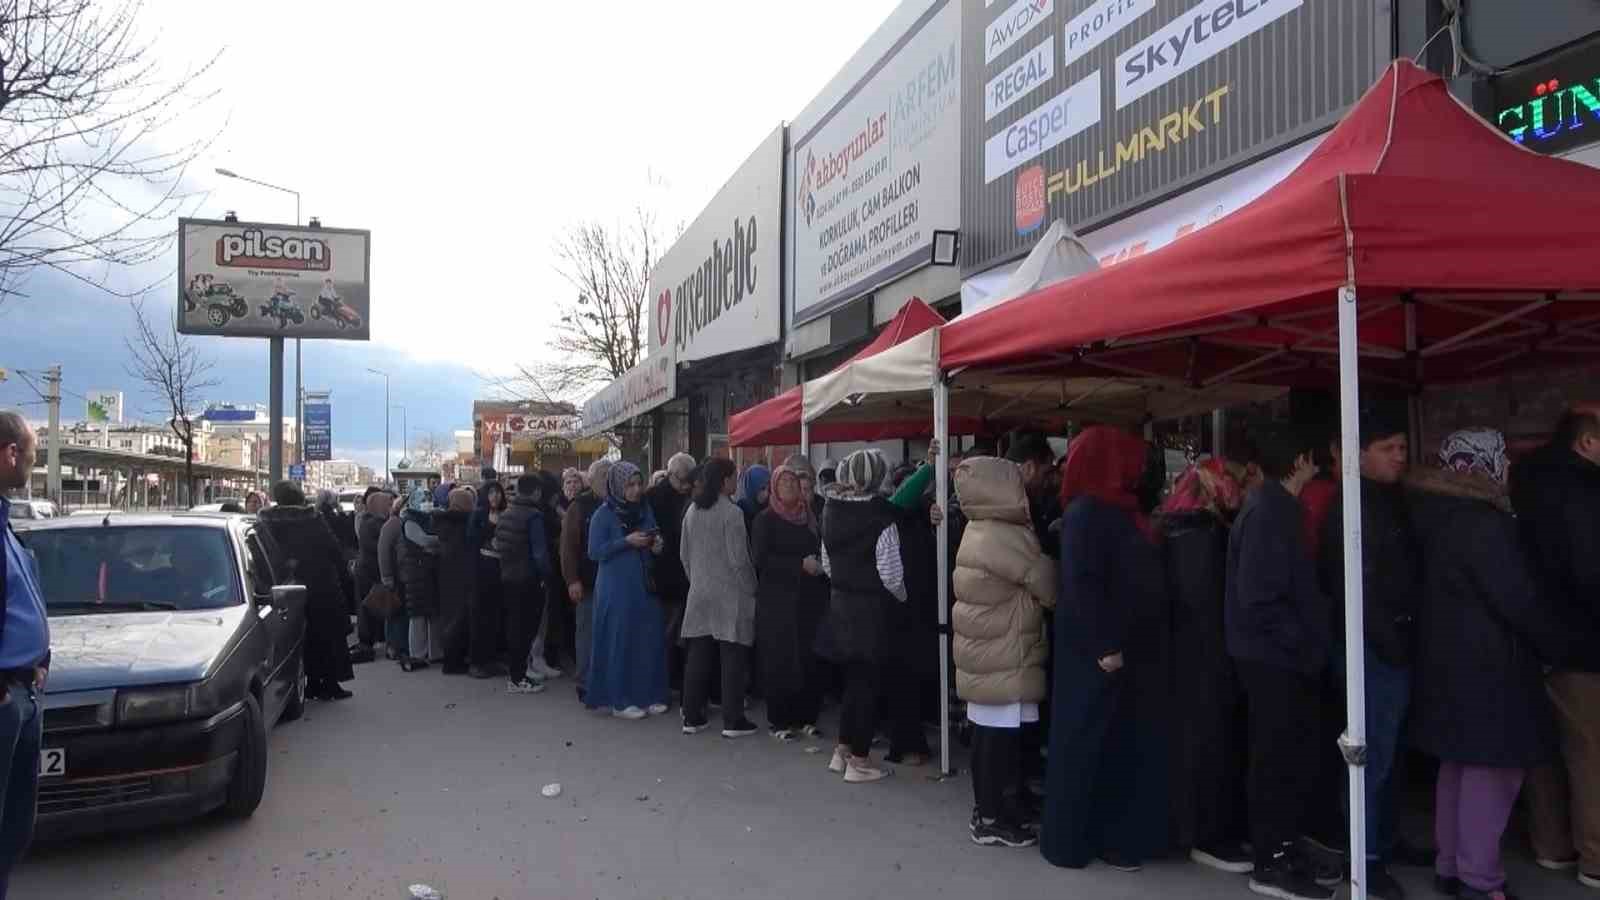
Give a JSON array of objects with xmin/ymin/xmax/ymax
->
[
  {"xmin": 215, "ymin": 166, "xmax": 306, "ymax": 475},
  {"xmin": 392, "ymin": 404, "xmax": 407, "ymax": 462},
  {"xmin": 367, "ymin": 368, "xmax": 390, "ymax": 485}
]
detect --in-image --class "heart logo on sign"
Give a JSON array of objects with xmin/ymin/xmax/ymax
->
[{"xmin": 657, "ymin": 290, "xmax": 672, "ymax": 347}]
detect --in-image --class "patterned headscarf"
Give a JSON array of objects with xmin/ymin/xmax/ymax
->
[
  {"xmin": 837, "ymin": 449, "xmax": 889, "ymax": 496},
  {"xmin": 1160, "ymin": 457, "xmax": 1242, "ymax": 517},
  {"xmin": 769, "ymin": 462, "xmax": 817, "ymax": 531},
  {"xmin": 606, "ymin": 460, "xmax": 644, "ymax": 531},
  {"xmin": 1439, "ymin": 428, "xmax": 1509, "ymax": 484}
]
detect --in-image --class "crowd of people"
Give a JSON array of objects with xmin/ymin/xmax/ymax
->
[{"xmin": 237, "ymin": 404, "xmax": 1600, "ymax": 900}]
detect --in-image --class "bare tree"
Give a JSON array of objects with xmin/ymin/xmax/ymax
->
[
  {"xmin": 0, "ymin": 0, "xmax": 220, "ymax": 307},
  {"xmin": 124, "ymin": 298, "xmax": 217, "ymax": 507},
  {"xmin": 408, "ymin": 431, "xmax": 451, "ymax": 466},
  {"xmin": 518, "ymin": 207, "xmax": 666, "ymax": 401}
]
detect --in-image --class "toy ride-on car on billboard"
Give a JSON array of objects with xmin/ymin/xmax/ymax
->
[
  {"xmin": 258, "ymin": 286, "xmax": 305, "ymax": 330},
  {"xmin": 186, "ymin": 275, "xmax": 250, "ymax": 328},
  {"xmin": 310, "ymin": 280, "xmax": 362, "ymax": 330}
]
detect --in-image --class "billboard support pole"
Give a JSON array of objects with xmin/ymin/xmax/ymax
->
[
  {"xmin": 295, "ymin": 340, "xmax": 303, "ymax": 467},
  {"xmin": 268, "ymin": 337, "xmax": 284, "ymax": 486}
]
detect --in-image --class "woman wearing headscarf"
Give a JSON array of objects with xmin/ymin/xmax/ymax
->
[
  {"xmin": 352, "ymin": 489, "xmax": 394, "ymax": 664},
  {"xmin": 737, "ymin": 464, "xmax": 771, "ymax": 534},
  {"xmin": 1156, "ymin": 458, "xmax": 1250, "ymax": 872},
  {"xmin": 398, "ymin": 487, "xmax": 443, "ymax": 671},
  {"xmin": 1040, "ymin": 425, "xmax": 1169, "ymax": 871},
  {"xmin": 679, "ymin": 457, "xmax": 762, "ymax": 738},
  {"xmin": 953, "ymin": 454, "xmax": 1056, "ymax": 849},
  {"xmin": 818, "ymin": 448, "xmax": 901, "ymax": 784},
  {"xmin": 468, "ymin": 481, "xmax": 508, "ymax": 678},
  {"xmin": 585, "ymin": 461, "xmax": 669, "ymax": 719},
  {"xmin": 434, "ymin": 487, "xmax": 478, "ymax": 675},
  {"xmin": 1410, "ymin": 429, "xmax": 1588, "ymax": 900},
  {"xmin": 753, "ymin": 455, "xmax": 829, "ymax": 740}
]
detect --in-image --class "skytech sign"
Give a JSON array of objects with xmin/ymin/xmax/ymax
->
[
  {"xmin": 959, "ymin": 0, "xmax": 1380, "ymax": 276},
  {"xmin": 1489, "ymin": 38, "xmax": 1600, "ymax": 157}
]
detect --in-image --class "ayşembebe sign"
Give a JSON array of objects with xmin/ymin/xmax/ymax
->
[
  {"xmin": 788, "ymin": 0, "xmax": 962, "ymax": 326},
  {"xmin": 581, "ymin": 354, "xmax": 676, "ymax": 436}
]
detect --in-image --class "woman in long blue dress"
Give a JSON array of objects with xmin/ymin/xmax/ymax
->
[{"xmin": 585, "ymin": 461, "xmax": 670, "ymax": 719}]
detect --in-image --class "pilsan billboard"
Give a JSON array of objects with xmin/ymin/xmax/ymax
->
[
  {"xmin": 177, "ymin": 218, "xmax": 372, "ymax": 340},
  {"xmin": 961, "ymin": 0, "xmax": 1384, "ymax": 275}
]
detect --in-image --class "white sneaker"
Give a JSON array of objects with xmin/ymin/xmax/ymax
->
[
  {"xmin": 828, "ymin": 745, "xmax": 849, "ymax": 774},
  {"xmin": 1538, "ymin": 857, "xmax": 1579, "ymax": 871},
  {"xmin": 612, "ymin": 706, "xmax": 647, "ymax": 720},
  {"xmin": 798, "ymin": 724, "xmax": 824, "ymax": 738},
  {"xmin": 844, "ymin": 755, "xmax": 890, "ymax": 784},
  {"xmin": 506, "ymin": 678, "xmax": 544, "ymax": 694},
  {"xmin": 647, "ymin": 703, "xmax": 669, "ymax": 716},
  {"xmin": 771, "ymin": 728, "xmax": 795, "ymax": 742}
]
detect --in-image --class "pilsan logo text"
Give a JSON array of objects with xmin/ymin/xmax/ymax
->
[
  {"xmin": 214, "ymin": 229, "xmax": 331, "ymax": 271},
  {"xmin": 986, "ymin": 0, "xmax": 1054, "ymax": 66}
]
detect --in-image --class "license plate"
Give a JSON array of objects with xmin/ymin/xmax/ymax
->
[{"xmin": 39, "ymin": 748, "xmax": 64, "ymax": 778}]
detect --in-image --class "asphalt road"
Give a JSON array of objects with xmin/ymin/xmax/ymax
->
[{"xmin": 14, "ymin": 661, "xmax": 1594, "ymax": 900}]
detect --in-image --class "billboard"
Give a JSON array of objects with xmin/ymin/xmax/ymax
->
[
  {"xmin": 787, "ymin": 0, "xmax": 962, "ymax": 326},
  {"xmin": 649, "ymin": 126, "xmax": 784, "ymax": 365},
  {"xmin": 960, "ymin": 0, "xmax": 1383, "ymax": 276},
  {"xmin": 177, "ymin": 218, "xmax": 372, "ymax": 340},
  {"xmin": 581, "ymin": 354, "xmax": 676, "ymax": 436},
  {"xmin": 303, "ymin": 400, "xmax": 332, "ymax": 462},
  {"xmin": 86, "ymin": 390, "xmax": 124, "ymax": 424}
]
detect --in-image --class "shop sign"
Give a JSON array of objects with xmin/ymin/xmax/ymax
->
[
  {"xmin": 581, "ymin": 354, "xmax": 676, "ymax": 436},
  {"xmin": 986, "ymin": 0, "xmax": 1054, "ymax": 65},
  {"xmin": 1490, "ymin": 38, "xmax": 1600, "ymax": 157},
  {"xmin": 303, "ymin": 400, "xmax": 332, "ymax": 462},
  {"xmin": 535, "ymin": 436, "xmax": 574, "ymax": 455},
  {"xmin": 960, "ymin": 0, "xmax": 1378, "ymax": 276},
  {"xmin": 649, "ymin": 126, "xmax": 784, "ymax": 365},
  {"xmin": 789, "ymin": 0, "xmax": 962, "ymax": 326}
]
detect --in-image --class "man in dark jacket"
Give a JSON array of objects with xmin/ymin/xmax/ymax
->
[
  {"xmin": 259, "ymin": 481, "xmax": 355, "ymax": 701},
  {"xmin": 563, "ymin": 460, "xmax": 609, "ymax": 701},
  {"xmin": 1515, "ymin": 408, "xmax": 1600, "ymax": 882},
  {"xmin": 1226, "ymin": 425, "xmax": 1334, "ymax": 900},
  {"xmin": 494, "ymin": 474, "xmax": 551, "ymax": 695},
  {"xmin": 646, "ymin": 453, "xmax": 695, "ymax": 693},
  {"xmin": 1316, "ymin": 410, "xmax": 1422, "ymax": 896}
]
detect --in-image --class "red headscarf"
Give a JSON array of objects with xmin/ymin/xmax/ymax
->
[
  {"xmin": 1060, "ymin": 425, "xmax": 1151, "ymax": 536},
  {"xmin": 1159, "ymin": 457, "xmax": 1241, "ymax": 517}
]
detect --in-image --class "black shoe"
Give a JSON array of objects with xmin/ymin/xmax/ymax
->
[
  {"xmin": 441, "ymin": 662, "xmax": 468, "ymax": 675},
  {"xmin": 1250, "ymin": 858, "xmax": 1335, "ymax": 900},
  {"xmin": 1098, "ymin": 851, "xmax": 1143, "ymax": 872},
  {"xmin": 348, "ymin": 645, "xmax": 376, "ymax": 664},
  {"xmin": 1191, "ymin": 841, "xmax": 1255, "ymax": 874},
  {"xmin": 1390, "ymin": 841, "xmax": 1437, "ymax": 869},
  {"xmin": 1369, "ymin": 865, "xmax": 1407, "ymax": 900},
  {"xmin": 720, "ymin": 718, "xmax": 760, "ymax": 739},
  {"xmin": 1294, "ymin": 848, "xmax": 1345, "ymax": 887},
  {"xmin": 304, "ymin": 682, "xmax": 328, "ymax": 701},
  {"xmin": 1434, "ymin": 875, "xmax": 1461, "ymax": 896},
  {"xmin": 682, "ymin": 716, "xmax": 709, "ymax": 735},
  {"xmin": 969, "ymin": 813, "xmax": 1036, "ymax": 848},
  {"xmin": 325, "ymin": 685, "xmax": 353, "ymax": 701},
  {"xmin": 399, "ymin": 657, "xmax": 429, "ymax": 672},
  {"xmin": 468, "ymin": 665, "xmax": 496, "ymax": 679}
]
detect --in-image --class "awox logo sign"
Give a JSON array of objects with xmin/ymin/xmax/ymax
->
[
  {"xmin": 656, "ymin": 290, "xmax": 672, "ymax": 348},
  {"xmin": 985, "ymin": 0, "xmax": 1054, "ymax": 65},
  {"xmin": 1116, "ymin": 0, "xmax": 1303, "ymax": 109}
]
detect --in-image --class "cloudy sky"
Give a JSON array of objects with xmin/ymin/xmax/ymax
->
[{"xmin": 0, "ymin": 0, "xmax": 898, "ymax": 475}]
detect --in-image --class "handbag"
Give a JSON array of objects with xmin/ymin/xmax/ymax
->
[{"xmin": 363, "ymin": 582, "xmax": 401, "ymax": 617}]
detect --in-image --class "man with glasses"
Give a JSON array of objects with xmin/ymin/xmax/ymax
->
[
  {"xmin": 0, "ymin": 411, "xmax": 49, "ymax": 898},
  {"xmin": 647, "ymin": 453, "xmax": 697, "ymax": 694}
]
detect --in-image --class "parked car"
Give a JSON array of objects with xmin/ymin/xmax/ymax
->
[
  {"xmin": 6, "ymin": 499, "xmax": 58, "ymax": 521},
  {"xmin": 337, "ymin": 489, "xmax": 364, "ymax": 514},
  {"xmin": 14, "ymin": 513, "xmax": 308, "ymax": 838}
]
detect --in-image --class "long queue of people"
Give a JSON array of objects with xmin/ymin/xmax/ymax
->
[{"xmin": 265, "ymin": 405, "xmax": 1600, "ymax": 900}]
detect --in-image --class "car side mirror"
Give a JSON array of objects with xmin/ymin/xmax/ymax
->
[{"xmin": 270, "ymin": 584, "xmax": 306, "ymax": 608}]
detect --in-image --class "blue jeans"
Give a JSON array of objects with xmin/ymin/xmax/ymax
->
[
  {"xmin": 1337, "ymin": 649, "xmax": 1412, "ymax": 861},
  {"xmin": 0, "ymin": 685, "xmax": 42, "ymax": 898}
]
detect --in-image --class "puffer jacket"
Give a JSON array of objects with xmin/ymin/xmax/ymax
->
[
  {"xmin": 399, "ymin": 509, "xmax": 440, "ymax": 617},
  {"xmin": 951, "ymin": 457, "xmax": 1056, "ymax": 705}
]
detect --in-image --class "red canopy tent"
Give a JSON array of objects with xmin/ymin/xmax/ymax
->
[
  {"xmin": 729, "ymin": 297, "xmax": 958, "ymax": 447},
  {"xmin": 941, "ymin": 60, "xmax": 1600, "ymax": 387}
]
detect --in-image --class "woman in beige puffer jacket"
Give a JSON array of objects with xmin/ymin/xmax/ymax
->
[{"xmin": 952, "ymin": 456, "xmax": 1056, "ymax": 845}]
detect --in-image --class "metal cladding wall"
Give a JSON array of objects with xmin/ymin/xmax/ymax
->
[{"xmin": 961, "ymin": 0, "xmax": 1385, "ymax": 276}]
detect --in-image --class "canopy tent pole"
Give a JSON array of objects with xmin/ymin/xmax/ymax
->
[
  {"xmin": 1337, "ymin": 284, "xmax": 1370, "ymax": 900},
  {"xmin": 933, "ymin": 377, "xmax": 952, "ymax": 776},
  {"xmin": 800, "ymin": 420, "xmax": 810, "ymax": 461}
]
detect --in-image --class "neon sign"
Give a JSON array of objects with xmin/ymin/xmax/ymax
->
[{"xmin": 1492, "ymin": 40, "xmax": 1600, "ymax": 156}]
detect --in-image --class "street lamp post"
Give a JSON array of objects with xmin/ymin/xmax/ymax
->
[
  {"xmin": 214, "ymin": 167, "xmax": 305, "ymax": 481},
  {"xmin": 393, "ymin": 405, "xmax": 407, "ymax": 462},
  {"xmin": 366, "ymin": 368, "xmax": 390, "ymax": 486}
]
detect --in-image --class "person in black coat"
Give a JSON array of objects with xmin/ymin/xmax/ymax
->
[
  {"xmin": 646, "ymin": 453, "xmax": 695, "ymax": 692},
  {"xmin": 1409, "ymin": 431, "xmax": 1588, "ymax": 900},
  {"xmin": 1156, "ymin": 458, "xmax": 1250, "ymax": 872},
  {"xmin": 753, "ymin": 457, "xmax": 828, "ymax": 738},
  {"xmin": 433, "ymin": 488, "xmax": 476, "ymax": 675},
  {"xmin": 259, "ymin": 481, "xmax": 355, "ymax": 700},
  {"xmin": 1041, "ymin": 426, "xmax": 1168, "ymax": 872},
  {"xmin": 351, "ymin": 490, "xmax": 393, "ymax": 664},
  {"xmin": 1225, "ymin": 425, "xmax": 1334, "ymax": 899}
]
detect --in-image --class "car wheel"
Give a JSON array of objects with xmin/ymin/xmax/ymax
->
[
  {"xmin": 310, "ymin": 306, "xmax": 321, "ymax": 320},
  {"xmin": 223, "ymin": 693, "xmax": 268, "ymax": 818},
  {"xmin": 279, "ymin": 659, "xmax": 306, "ymax": 723}
]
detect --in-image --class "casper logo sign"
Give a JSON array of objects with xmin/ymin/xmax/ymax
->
[
  {"xmin": 986, "ymin": 0, "xmax": 1054, "ymax": 65},
  {"xmin": 214, "ymin": 229, "xmax": 331, "ymax": 271},
  {"xmin": 1116, "ymin": 0, "xmax": 1303, "ymax": 109},
  {"xmin": 986, "ymin": 35, "xmax": 1055, "ymax": 121},
  {"xmin": 985, "ymin": 70, "xmax": 1102, "ymax": 183},
  {"xmin": 1063, "ymin": 0, "xmax": 1156, "ymax": 69}
]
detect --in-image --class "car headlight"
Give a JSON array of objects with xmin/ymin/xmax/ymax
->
[{"xmin": 116, "ymin": 680, "xmax": 230, "ymax": 726}]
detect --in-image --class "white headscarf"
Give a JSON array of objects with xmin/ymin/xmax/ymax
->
[{"xmin": 1439, "ymin": 428, "xmax": 1510, "ymax": 484}]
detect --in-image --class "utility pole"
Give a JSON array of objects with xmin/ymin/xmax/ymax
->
[{"xmin": 44, "ymin": 365, "xmax": 61, "ymax": 501}]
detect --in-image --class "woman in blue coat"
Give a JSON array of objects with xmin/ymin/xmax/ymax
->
[{"xmin": 585, "ymin": 461, "xmax": 670, "ymax": 720}]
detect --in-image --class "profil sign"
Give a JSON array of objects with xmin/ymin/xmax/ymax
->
[{"xmin": 177, "ymin": 217, "xmax": 372, "ymax": 341}]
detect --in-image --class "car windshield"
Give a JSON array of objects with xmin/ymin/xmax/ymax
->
[{"xmin": 20, "ymin": 526, "xmax": 241, "ymax": 613}]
